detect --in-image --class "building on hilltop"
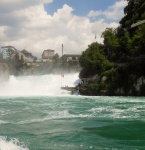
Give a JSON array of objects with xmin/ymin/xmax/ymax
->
[
  {"xmin": 21, "ymin": 49, "xmax": 34, "ymax": 61},
  {"xmin": 1, "ymin": 46, "xmax": 17, "ymax": 59},
  {"xmin": 11, "ymin": 49, "xmax": 35, "ymax": 62},
  {"xmin": 42, "ymin": 49, "xmax": 55, "ymax": 60}
]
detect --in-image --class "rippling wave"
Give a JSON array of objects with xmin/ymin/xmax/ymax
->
[
  {"xmin": 0, "ymin": 74, "xmax": 145, "ymax": 149},
  {"xmin": 0, "ymin": 96, "xmax": 145, "ymax": 149}
]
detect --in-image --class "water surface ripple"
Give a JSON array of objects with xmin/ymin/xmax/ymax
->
[{"xmin": 0, "ymin": 96, "xmax": 145, "ymax": 150}]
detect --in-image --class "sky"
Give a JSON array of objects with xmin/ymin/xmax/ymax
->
[{"xmin": 0, "ymin": 0, "xmax": 127, "ymax": 58}]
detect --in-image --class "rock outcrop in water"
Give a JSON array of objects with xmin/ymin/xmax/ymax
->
[
  {"xmin": 79, "ymin": 74, "xmax": 145, "ymax": 96},
  {"xmin": 0, "ymin": 63, "xmax": 9, "ymax": 82}
]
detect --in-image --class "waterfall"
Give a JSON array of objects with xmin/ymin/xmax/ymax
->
[{"xmin": 0, "ymin": 73, "xmax": 81, "ymax": 96}]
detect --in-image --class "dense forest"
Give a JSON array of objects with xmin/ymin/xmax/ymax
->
[{"xmin": 79, "ymin": 0, "xmax": 145, "ymax": 96}]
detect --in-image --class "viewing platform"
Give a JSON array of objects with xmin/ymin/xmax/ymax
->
[{"xmin": 61, "ymin": 86, "xmax": 79, "ymax": 94}]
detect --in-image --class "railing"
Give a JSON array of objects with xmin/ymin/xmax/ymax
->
[{"xmin": 131, "ymin": 20, "xmax": 145, "ymax": 28}]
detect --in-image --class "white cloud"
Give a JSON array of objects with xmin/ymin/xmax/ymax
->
[
  {"xmin": 0, "ymin": 0, "xmax": 126, "ymax": 58},
  {"xmin": 88, "ymin": 0, "xmax": 127, "ymax": 20},
  {"xmin": 88, "ymin": 10, "xmax": 102, "ymax": 17},
  {"xmin": 0, "ymin": 0, "xmax": 53, "ymax": 15},
  {"xmin": 104, "ymin": 0, "xmax": 127, "ymax": 20},
  {"xmin": 0, "ymin": 0, "xmax": 21, "ymax": 4}
]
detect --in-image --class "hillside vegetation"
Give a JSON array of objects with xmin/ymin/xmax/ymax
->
[{"xmin": 79, "ymin": 0, "xmax": 145, "ymax": 96}]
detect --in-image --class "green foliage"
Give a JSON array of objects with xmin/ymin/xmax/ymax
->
[
  {"xmin": 102, "ymin": 28, "xmax": 120, "ymax": 51},
  {"xmin": 72, "ymin": 56, "xmax": 76, "ymax": 61},
  {"xmin": 102, "ymin": 28, "xmax": 120, "ymax": 61},
  {"xmin": 79, "ymin": 42, "xmax": 113, "ymax": 78},
  {"xmin": 14, "ymin": 53, "xmax": 24, "ymax": 69},
  {"xmin": 68, "ymin": 60, "xmax": 74, "ymax": 67},
  {"xmin": 120, "ymin": 0, "xmax": 145, "ymax": 28},
  {"xmin": 7, "ymin": 48, "xmax": 15, "ymax": 58},
  {"xmin": 53, "ymin": 53, "xmax": 59, "ymax": 61},
  {"xmin": 79, "ymin": 0, "xmax": 145, "ymax": 96},
  {"xmin": 128, "ymin": 25, "xmax": 145, "ymax": 56},
  {"xmin": 8, "ymin": 53, "xmax": 29, "ymax": 75},
  {"xmin": 119, "ymin": 32, "xmax": 130, "ymax": 53},
  {"xmin": 79, "ymin": 82, "xmax": 109, "ymax": 96}
]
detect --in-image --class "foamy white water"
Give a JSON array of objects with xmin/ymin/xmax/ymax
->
[
  {"xmin": 0, "ymin": 137, "xmax": 29, "ymax": 150},
  {"xmin": 0, "ymin": 73, "xmax": 81, "ymax": 96}
]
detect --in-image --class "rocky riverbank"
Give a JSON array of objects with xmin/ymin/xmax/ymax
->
[{"xmin": 79, "ymin": 73, "xmax": 145, "ymax": 96}]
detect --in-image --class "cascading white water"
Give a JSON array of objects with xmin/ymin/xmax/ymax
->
[
  {"xmin": 0, "ymin": 73, "xmax": 81, "ymax": 96},
  {"xmin": 0, "ymin": 137, "xmax": 29, "ymax": 150}
]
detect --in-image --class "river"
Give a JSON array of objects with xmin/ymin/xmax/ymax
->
[{"xmin": 0, "ymin": 74, "xmax": 145, "ymax": 150}]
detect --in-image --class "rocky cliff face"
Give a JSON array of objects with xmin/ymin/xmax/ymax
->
[
  {"xmin": 0, "ymin": 63, "xmax": 9, "ymax": 82},
  {"xmin": 79, "ymin": 75, "xmax": 145, "ymax": 96}
]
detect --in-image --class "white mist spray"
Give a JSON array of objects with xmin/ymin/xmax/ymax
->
[{"xmin": 0, "ymin": 73, "xmax": 81, "ymax": 96}]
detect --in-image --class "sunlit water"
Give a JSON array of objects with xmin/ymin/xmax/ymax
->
[{"xmin": 0, "ymin": 74, "xmax": 145, "ymax": 150}]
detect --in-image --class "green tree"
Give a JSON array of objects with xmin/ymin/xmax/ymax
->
[
  {"xmin": 79, "ymin": 0, "xmax": 145, "ymax": 96},
  {"xmin": 8, "ymin": 48, "xmax": 15, "ymax": 57},
  {"xmin": 120, "ymin": 0, "xmax": 145, "ymax": 28},
  {"xmin": 102, "ymin": 28, "xmax": 120, "ymax": 62},
  {"xmin": 128, "ymin": 24, "xmax": 145, "ymax": 56},
  {"xmin": 117, "ymin": 31, "xmax": 131, "ymax": 61},
  {"xmin": 11, "ymin": 53, "xmax": 26, "ymax": 75},
  {"xmin": 72, "ymin": 56, "xmax": 76, "ymax": 61},
  {"xmin": 117, "ymin": 0, "xmax": 145, "ymax": 60},
  {"xmin": 53, "ymin": 53, "xmax": 59, "ymax": 62},
  {"xmin": 79, "ymin": 42, "xmax": 113, "ymax": 78}
]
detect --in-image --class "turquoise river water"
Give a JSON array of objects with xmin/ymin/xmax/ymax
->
[{"xmin": 0, "ymin": 74, "xmax": 145, "ymax": 150}]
